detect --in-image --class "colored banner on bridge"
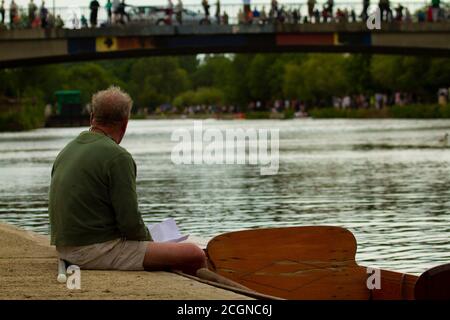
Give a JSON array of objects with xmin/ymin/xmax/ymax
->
[{"xmin": 96, "ymin": 37, "xmax": 155, "ymax": 52}]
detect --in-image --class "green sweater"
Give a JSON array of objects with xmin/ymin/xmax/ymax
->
[
  {"xmin": 431, "ymin": 0, "xmax": 440, "ymax": 7},
  {"xmin": 49, "ymin": 131, "xmax": 151, "ymax": 246}
]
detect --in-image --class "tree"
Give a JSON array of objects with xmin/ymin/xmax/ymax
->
[
  {"xmin": 128, "ymin": 57, "xmax": 191, "ymax": 109},
  {"xmin": 371, "ymin": 55, "xmax": 430, "ymax": 94},
  {"xmin": 63, "ymin": 63, "xmax": 122, "ymax": 104},
  {"xmin": 345, "ymin": 54, "xmax": 373, "ymax": 94},
  {"xmin": 424, "ymin": 58, "xmax": 450, "ymax": 95},
  {"xmin": 283, "ymin": 54, "xmax": 349, "ymax": 103}
]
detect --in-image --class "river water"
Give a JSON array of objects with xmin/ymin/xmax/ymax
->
[{"xmin": 0, "ymin": 119, "xmax": 449, "ymax": 275}]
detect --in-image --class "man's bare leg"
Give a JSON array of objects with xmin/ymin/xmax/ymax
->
[{"xmin": 143, "ymin": 242, "xmax": 207, "ymax": 275}]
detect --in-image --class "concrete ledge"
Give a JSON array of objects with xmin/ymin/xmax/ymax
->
[{"xmin": 0, "ymin": 223, "xmax": 251, "ymax": 300}]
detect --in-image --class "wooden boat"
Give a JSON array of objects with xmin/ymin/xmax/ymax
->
[{"xmin": 198, "ymin": 226, "xmax": 449, "ymax": 300}]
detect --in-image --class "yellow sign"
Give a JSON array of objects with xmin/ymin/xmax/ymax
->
[
  {"xmin": 333, "ymin": 33, "xmax": 341, "ymax": 45},
  {"xmin": 96, "ymin": 37, "xmax": 118, "ymax": 52}
]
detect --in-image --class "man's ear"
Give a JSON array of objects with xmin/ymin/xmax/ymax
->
[
  {"xmin": 117, "ymin": 119, "xmax": 128, "ymax": 144},
  {"xmin": 121, "ymin": 118, "xmax": 129, "ymax": 133}
]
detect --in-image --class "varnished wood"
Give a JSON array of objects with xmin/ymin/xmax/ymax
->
[
  {"xmin": 415, "ymin": 263, "xmax": 450, "ymax": 300},
  {"xmin": 207, "ymin": 226, "xmax": 371, "ymax": 300},
  {"xmin": 206, "ymin": 226, "xmax": 421, "ymax": 300},
  {"xmin": 371, "ymin": 269, "xmax": 417, "ymax": 300}
]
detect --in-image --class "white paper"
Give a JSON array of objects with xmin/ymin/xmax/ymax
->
[{"xmin": 147, "ymin": 218, "xmax": 189, "ymax": 243}]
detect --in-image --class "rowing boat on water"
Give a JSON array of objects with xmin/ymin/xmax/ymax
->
[{"xmin": 191, "ymin": 226, "xmax": 449, "ymax": 300}]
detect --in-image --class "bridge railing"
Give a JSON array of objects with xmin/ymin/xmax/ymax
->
[{"xmin": 0, "ymin": 1, "xmax": 442, "ymax": 29}]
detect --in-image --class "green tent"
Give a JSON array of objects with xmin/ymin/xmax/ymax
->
[{"xmin": 54, "ymin": 90, "xmax": 82, "ymax": 117}]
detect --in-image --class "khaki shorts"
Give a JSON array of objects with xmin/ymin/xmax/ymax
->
[{"xmin": 57, "ymin": 238, "xmax": 150, "ymax": 271}]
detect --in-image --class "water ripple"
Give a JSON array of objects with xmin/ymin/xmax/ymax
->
[{"xmin": 0, "ymin": 119, "xmax": 449, "ymax": 275}]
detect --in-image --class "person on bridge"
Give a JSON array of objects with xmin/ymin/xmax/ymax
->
[
  {"xmin": 361, "ymin": 0, "xmax": 370, "ymax": 21},
  {"xmin": 166, "ymin": 0, "xmax": 174, "ymax": 25},
  {"xmin": 55, "ymin": 14, "xmax": 64, "ymax": 28},
  {"xmin": 175, "ymin": 0, "xmax": 183, "ymax": 25},
  {"xmin": 201, "ymin": 0, "xmax": 210, "ymax": 20},
  {"xmin": 112, "ymin": 0, "xmax": 119, "ymax": 23},
  {"xmin": 81, "ymin": 14, "xmax": 88, "ymax": 28},
  {"xmin": 378, "ymin": 0, "xmax": 391, "ymax": 22},
  {"xmin": 9, "ymin": 0, "xmax": 18, "ymax": 28},
  {"xmin": 252, "ymin": 6, "xmax": 260, "ymax": 24},
  {"xmin": 214, "ymin": 0, "xmax": 220, "ymax": 24},
  {"xmin": 49, "ymin": 87, "xmax": 207, "ymax": 274},
  {"xmin": 222, "ymin": 10, "xmax": 229, "ymax": 24},
  {"xmin": 117, "ymin": 0, "xmax": 129, "ymax": 24},
  {"xmin": 105, "ymin": 0, "xmax": 112, "ymax": 24},
  {"xmin": 28, "ymin": 0, "xmax": 37, "ymax": 28},
  {"xmin": 39, "ymin": 1, "xmax": 48, "ymax": 29},
  {"xmin": 0, "ymin": 1, "xmax": 5, "ymax": 26},
  {"xmin": 394, "ymin": 4, "xmax": 403, "ymax": 21},
  {"xmin": 307, "ymin": 0, "xmax": 316, "ymax": 23},
  {"xmin": 89, "ymin": 0, "xmax": 100, "ymax": 27},
  {"xmin": 326, "ymin": 0, "xmax": 334, "ymax": 18},
  {"xmin": 243, "ymin": 0, "xmax": 251, "ymax": 23},
  {"xmin": 270, "ymin": 0, "xmax": 278, "ymax": 14},
  {"xmin": 431, "ymin": 0, "xmax": 440, "ymax": 22},
  {"xmin": 270, "ymin": 0, "xmax": 277, "ymax": 23},
  {"xmin": 260, "ymin": 6, "xmax": 267, "ymax": 24}
]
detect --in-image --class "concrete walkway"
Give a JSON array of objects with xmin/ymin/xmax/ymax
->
[{"xmin": 0, "ymin": 223, "xmax": 250, "ymax": 300}]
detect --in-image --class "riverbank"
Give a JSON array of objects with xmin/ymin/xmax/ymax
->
[
  {"xmin": 0, "ymin": 97, "xmax": 45, "ymax": 131},
  {"xmin": 310, "ymin": 104, "xmax": 450, "ymax": 119},
  {"xmin": 134, "ymin": 104, "xmax": 450, "ymax": 121},
  {"xmin": 133, "ymin": 111, "xmax": 286, "ymax": 120},
  {"xmin": 0, "ymin": 223, "xmax": 250, "ymax": 300},
  {"xmin": 3, "ymin": 103, "xmax": 450, "ymax": 132}
]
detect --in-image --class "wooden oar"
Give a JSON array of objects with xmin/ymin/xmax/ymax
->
[
  {"xmin": 196, "ymin": 268, "xmax": 252, "ymax": 291},
  {"xmin": 173, "ymin": 269, "xmax": 284, "ymax": 300},
  {"xmin": 206, "ymin": 226, "xmax": 371, "ymax": 300}
]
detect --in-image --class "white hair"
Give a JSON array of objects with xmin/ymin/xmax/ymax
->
[{"xmin": 91, "ymin": 86, "xmax": 133, "ymax": 125}]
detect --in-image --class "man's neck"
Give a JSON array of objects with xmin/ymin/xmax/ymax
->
[{"xmin": 90, "ymin": 126, "xmax": 120, "ymax": 144}]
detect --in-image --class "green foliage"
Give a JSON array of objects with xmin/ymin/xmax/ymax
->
[
  {"xmin": 309, "ymin": 108, "xmax": 390, "ymax": 119},
  {"xmin": 128, "ymin": 57, "xmax": 191, "ymax": 110},
  {"xmin": 0, "ymin": 87, "xmax": 46, "ymax": 131},
  {"xmin": 371, "ymin": 55, "xmax": 431, "ymax": 95},
  {"xmin": 425, "ymin": 58, "xmax": 450, "ymax": 92},
  {"xmin": 63, "ymin": 63, "xmax": 123, "ymax": 105},
  {"xmin": 345, "ymin": 54, "xmax": 373, "ymax": 94},
  {"xmin": 173, "ymin": 87, "xmax": 224, "ymax": 109},
  {"xmin": 245, "ymin": 111, "xmax": 272, "ymax": 119},
  {"xmin": 283, "ymin": 54, "xmax": 349, "ymax": 101},
  {"xmin": 283, "ymin": 108, "xmax": 296, "ymax": 119},
  {"xmin": 1, "ymin": 53, "xmax": 450, "ymax": 131},
  {"xmin": 389, "ymin": 104, "xmax": 449, "ymax": 119}
]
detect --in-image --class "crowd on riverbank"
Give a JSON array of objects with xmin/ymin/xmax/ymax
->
[
  {"xmin": 0, "ymin": 0, "xmax": 449, "ymax": 30},
  {"xmin": 142, "ymin": 88, "xmax": 450, "ymax": 120}
]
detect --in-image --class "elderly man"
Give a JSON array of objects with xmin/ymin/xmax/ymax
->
[{"xmin": 49, "ymin": 87, "xmax": 206, "ymax": 274}]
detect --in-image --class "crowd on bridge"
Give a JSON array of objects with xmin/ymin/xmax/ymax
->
[
  {"xmin": 234, "ymin": 0, "xmax": 448, "ymax": 25},
  {"xmin": 0, "ymin": 0, "xmax": 65, "ymax": 29},
  {"xmin": 0, "ymin": 0, "xmax": 449, "ymax": 30}
]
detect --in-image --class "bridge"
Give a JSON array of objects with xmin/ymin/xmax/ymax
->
[{"xmin": 1, "ymin": 22, "xmax": 449, "ymax": 68}]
